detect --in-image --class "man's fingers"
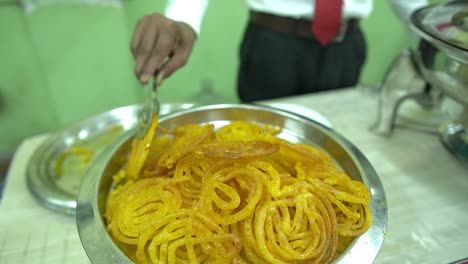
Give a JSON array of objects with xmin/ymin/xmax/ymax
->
[
  {"xmin": 158, "ymin": 22, "xmax": 196, "ymax": 82},
  {"xmin": 135, "ymin": 53, "xmax": 149, "ymax": 83},
  {"xmin": 130, "ymin": 17, "xmax": 147, "ymax": 58},
  {"xmin": 140, "ymin": 30, "xmax": 177, "ymax": 83},
  {"xmin": 133, "ymin": 17, "xmax": 153, "ymax": 82},
  {"xmin": 158, "ymin": 45, "xmax": 192, "ymax": 83},
  {"xmin": 134, "ymin": 24, "xmax": 161, "ymax": 80},
  {"xmin": 130, "ymin": 14, "xmax": 196, "ymax": 85}
]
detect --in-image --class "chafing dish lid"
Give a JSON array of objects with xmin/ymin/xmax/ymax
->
[{"xmin": 411, "ymin": 0, "xmax": 468, "ymax": 51}]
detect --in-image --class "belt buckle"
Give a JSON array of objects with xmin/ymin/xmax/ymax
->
[{"xmin": 333, "ymin": 20, "xmax": 348, "ymax": 43}]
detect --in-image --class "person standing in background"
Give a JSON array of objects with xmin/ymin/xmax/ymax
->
[{"xmin": 131, "ymin": 0, "xmax": 428, "ymax": 102}]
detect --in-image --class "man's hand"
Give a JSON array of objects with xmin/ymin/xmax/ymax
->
[{"xmin": 131, "ymin": 13, "xmax": 197, "ymax": 85}]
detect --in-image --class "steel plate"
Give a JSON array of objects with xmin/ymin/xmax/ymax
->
[{"xmin": 26, "ymin": 103, "xmax": 196, "ymax": 215}]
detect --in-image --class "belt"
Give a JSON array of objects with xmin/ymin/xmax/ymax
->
[{"xmin": 249, "ymin": 11, "xmax": 359, "ymax": 42}]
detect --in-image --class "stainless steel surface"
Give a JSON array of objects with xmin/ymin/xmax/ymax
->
[
  {"xmin": 373, "ymin": 1, "xmax": 468, "ymax": 167},
  {"xmin": 408, "ymin": 1, "xmax": 468, "ymax": 166},
  {"xmin": 411, "ymin": 2, "xmax": 468, "ymax": 106},
  {"xmin": 137, "ymin": 77, "xmax": 160, "ymax": 139},
  {"xmin": 452, "ymin": 10, "xmax": 468, "ymax": 32},
  {"xmin": 76, "ymin": 104, "xmax": 388, "ymax": 264},
  {"xmin": 440, "ymin": 108, "xmax": 468, "ymax": 166},
  {"xmin": 26, "ymin": 103, "xmax": 195, "ymax": 215},
  {"xmin": 370, "ymin": 49, "xmax": 429, "ymax": 136},
  {"xmin": 411, "ymin": 0, "xmax": 468, "ymax": 52},
  {"xmin": 370, "ymin": 48, "xmax": 453, "ymax": 136}
]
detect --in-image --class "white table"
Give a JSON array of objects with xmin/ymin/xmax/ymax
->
[{"xmin": 1, "ymin": 88, "xmax": 467, "ymax": 263}]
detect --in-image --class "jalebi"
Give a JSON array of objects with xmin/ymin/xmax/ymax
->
[{"xmin": 104, "ymin": 119, "xmax": 371, "ymax": 264}]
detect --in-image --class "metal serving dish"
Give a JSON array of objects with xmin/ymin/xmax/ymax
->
[
  {"xmin": 76, "ymin": 104, "xmax": 388, "ymax": 263},
  {"xmin": 411, "ymin": 0, "xmax": 468, "ymax": 106},
  {"xmin": 27, "ymin": 103, "xmax": 196, "ymax": 215},
  {"xmin": 410, "ymin": 0, "xmax": 468, "ymax": 165}
]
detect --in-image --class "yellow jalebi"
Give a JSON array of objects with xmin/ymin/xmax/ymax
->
[{"xmin": 104, "ymin": 120, "xmax": 372, "ymax": 264}]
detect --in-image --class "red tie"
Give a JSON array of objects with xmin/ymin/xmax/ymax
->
[{"xmin": 312, "ymin": 0, "xmax": 343, "ymax": 46}]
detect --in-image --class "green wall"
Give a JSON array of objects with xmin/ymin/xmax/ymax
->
[{"xmin": 0, "ymin": 1, "xmax": 420, "ymax": 153}]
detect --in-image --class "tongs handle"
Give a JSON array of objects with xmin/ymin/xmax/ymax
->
[{"xmin": 136, "ymin": 74, "xmax": 160, "ymax": 139}]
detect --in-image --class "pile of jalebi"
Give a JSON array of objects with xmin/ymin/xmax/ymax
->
[{"xmin": 104, "ymin": 119, "xmax": 372, "ymax": 264}]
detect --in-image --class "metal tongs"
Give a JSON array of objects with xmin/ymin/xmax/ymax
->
[{"xmin": 136, "ymin": 74, "xmax": 160, "ymax": 139}]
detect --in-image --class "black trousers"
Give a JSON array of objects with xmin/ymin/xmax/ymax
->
[{"xmin": 237, "ymin": 22, "xmax": 367, "ymax": 102}]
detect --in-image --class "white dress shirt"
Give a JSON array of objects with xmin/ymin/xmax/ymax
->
[{"xmin": 165, "ymin": 0, "xmax": 428, "ymax": 35}]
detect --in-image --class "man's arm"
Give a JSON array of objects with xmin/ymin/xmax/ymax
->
[
  {"xmin": 131, "ymin": 0, "xmax": 209, "ymax": 84},
  {"xmin": 165, "ymin": 0, "xmax": 209, "ymax": 35}
]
